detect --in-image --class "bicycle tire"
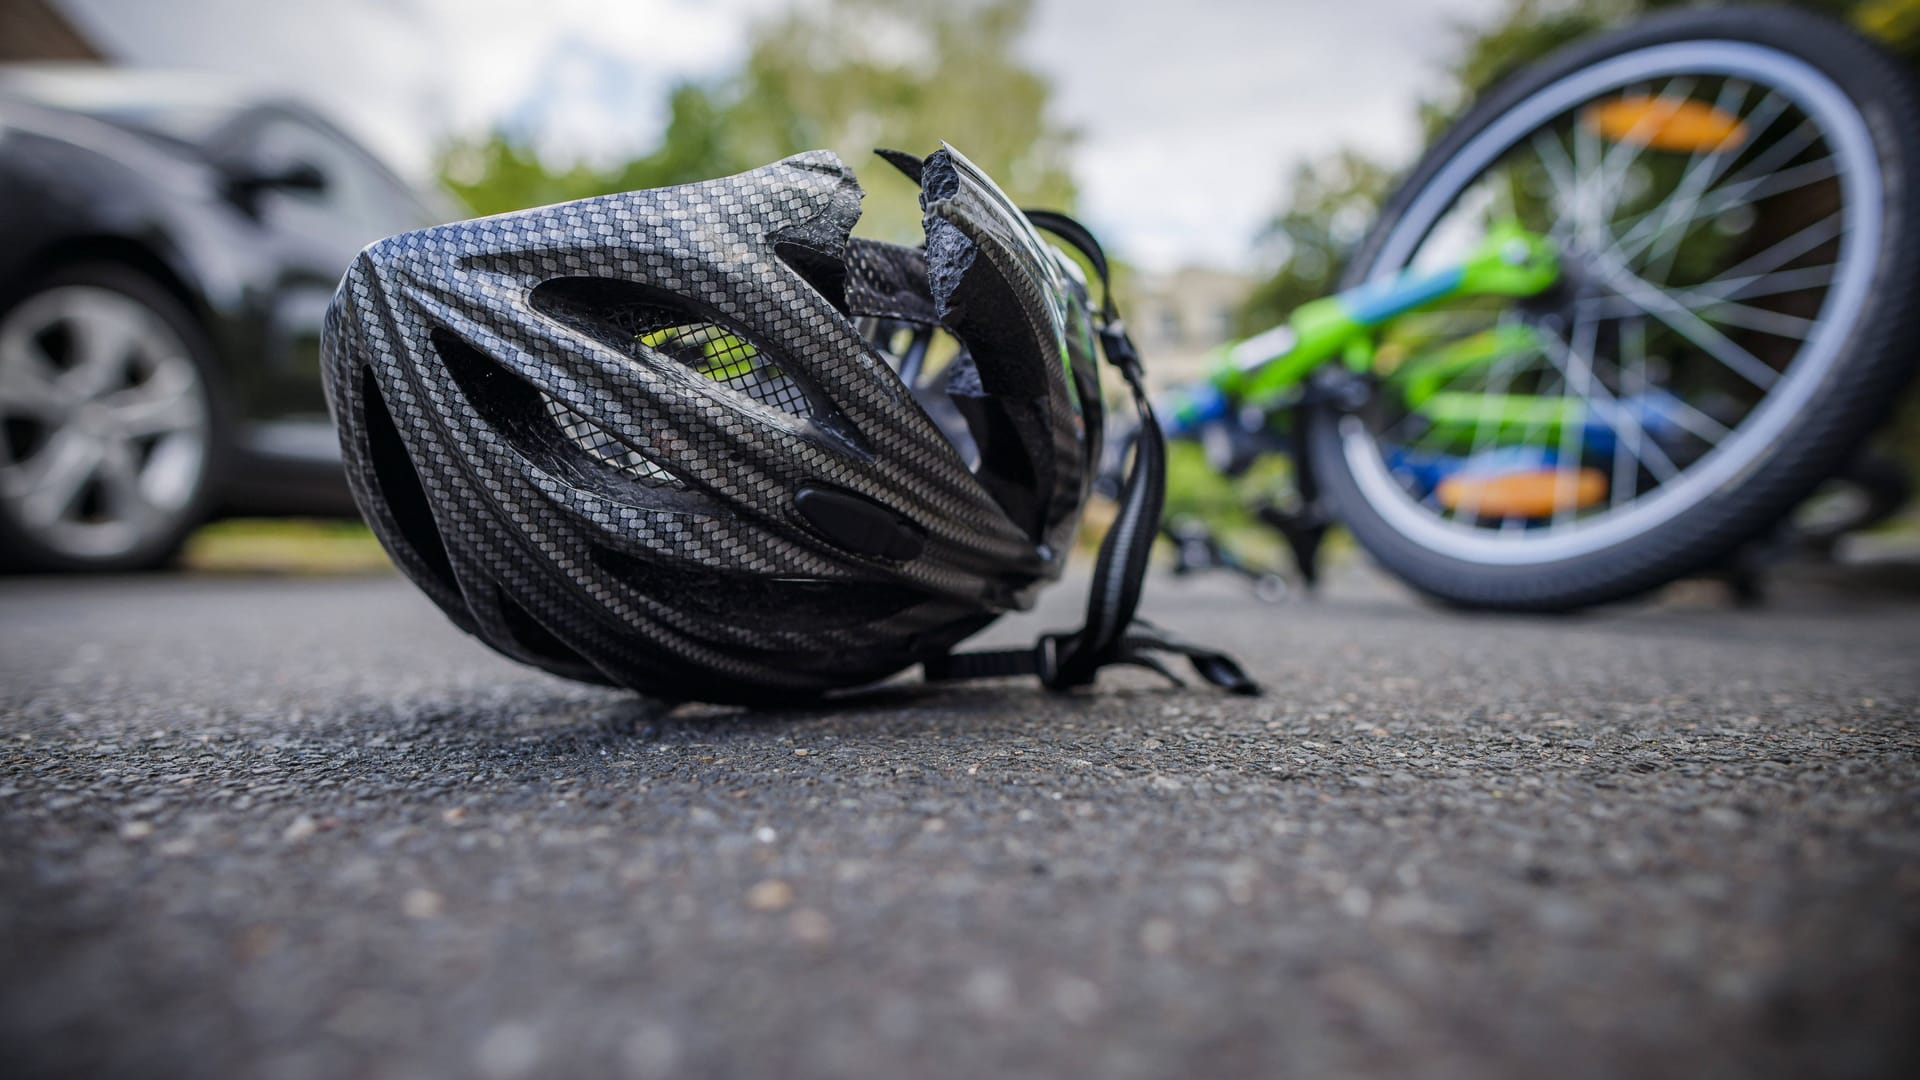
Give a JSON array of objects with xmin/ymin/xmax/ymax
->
[{"xmin": 1307, "ymin": 5, "xmax": 1920, "ymax": 610}]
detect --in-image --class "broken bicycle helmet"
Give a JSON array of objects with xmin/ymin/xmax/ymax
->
[{"xmin": 322, "ymin": 144, "xmax": 1253, "ymax": 704}]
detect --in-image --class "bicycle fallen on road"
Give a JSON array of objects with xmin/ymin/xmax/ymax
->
[{"xmin": 1147, "ymin": 6, "xmax": 1920, "ymax": 611}]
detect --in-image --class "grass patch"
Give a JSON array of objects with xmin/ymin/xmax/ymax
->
[{"xmin": 181, "ymin": 519, "xmax": 392, "ymax": 576}]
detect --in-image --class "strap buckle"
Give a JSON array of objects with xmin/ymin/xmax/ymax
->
[{"xmin": 1097, "ymin": 319, "xmax": 1144, "ymax": 383}]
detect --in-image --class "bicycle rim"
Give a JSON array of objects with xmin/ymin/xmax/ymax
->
[{"xmin": 1340, "ymin": 39, "xmax": 1882, "ymax": 566}]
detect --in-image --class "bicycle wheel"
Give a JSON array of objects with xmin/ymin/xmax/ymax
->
[{"xmin": 1306, "ymin": 5, "xmax": 1920, "ymax": 610}]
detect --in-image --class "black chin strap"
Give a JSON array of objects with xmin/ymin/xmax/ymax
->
[{"xmin": 923, "ymin": 210, "xmax": 1259, "ymax": 697}]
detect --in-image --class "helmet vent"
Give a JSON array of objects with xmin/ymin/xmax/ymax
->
[
  {"xmin": 543, "ymin": 397, "xmax": 682, "ymax": 487},
  {"xmin": 359, "ymin": 365, "xmax": 461, "ymax": 597},
  {"xmin": 431, "ymin": 328, "xmax": 685, "ymax": 493},
  {"xmin": 531, "ymin": 277, "xmax": 819, "ymax": 422},
  {"xmin": 773, "ymin": 239, "xmax": 850, "ymax": 313},
  {"xmin": 648, "ymin": 320, "xmax": 812, "ymax": 416}
]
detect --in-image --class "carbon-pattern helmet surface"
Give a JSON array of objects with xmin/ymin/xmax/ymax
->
[{"xmin": 322, "ymin": 146, "xmax": 1104, "ymax": 703}]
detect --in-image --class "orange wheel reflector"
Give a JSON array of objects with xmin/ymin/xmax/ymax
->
[
  {"xmin": 1438, "ymin": 467, "xmax": 1608, "ymax": 519},
  {"xmin": 1582, "ymin": 97, "xmax": 1748, "ymax": 152}
]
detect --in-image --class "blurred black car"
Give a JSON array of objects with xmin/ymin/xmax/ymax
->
[{"xmin": 0, "ymin": 65, "xmax": 453, "ymax": 571}]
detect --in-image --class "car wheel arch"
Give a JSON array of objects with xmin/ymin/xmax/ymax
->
[{"xmin": 8, "ymin": 234, "xmax": 224, "ymax": 365}]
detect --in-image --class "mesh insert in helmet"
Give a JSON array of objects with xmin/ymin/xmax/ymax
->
[
  {"xmin": 651, "ymin": 322, "xmax": 810, "ymax": 415},
  {"xmin": 531, "ymin": 277, "xmax": 819, "ymax": 421},
  {"xmin": 543, "ymin": 397, "xmax": 682, "ymax": 487},
  {"xmin": 432, "ymin": 328, "xmax": 687, "ymax": 497}
]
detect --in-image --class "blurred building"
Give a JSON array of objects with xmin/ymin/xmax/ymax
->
[
  {"xmin": 1126, "ymin": 266, "xmax": 1254, "ymax": 391},
  {"xmin": 0, "ymin": 0, "xmax": 104, "ymax": 61}
]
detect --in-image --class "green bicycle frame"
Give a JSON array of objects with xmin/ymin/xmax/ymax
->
[{"xmin": 1205, "ymin": 222, "xmax": 1560, "ymax": 413}]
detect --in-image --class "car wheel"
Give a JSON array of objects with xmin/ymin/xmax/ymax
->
[{"xmin": 0, "ymin": 264, "xmax": 224, "ymax": 572}]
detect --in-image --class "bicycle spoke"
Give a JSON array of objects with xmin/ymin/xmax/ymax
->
[
  {"xmin": 1552, "ymin": 316, "xmax": 1594, "ymax": 527},
  {"xmin": 1542, "ymin": 321, "xmax": 1682, "ymax": 487},
  {"xmin": 1718, "ymin": 115, "xmax": 1823, "ymax": 190},
  {"xmin": 1611, "ymin": 97, "xmax": 1816, "ymax": 253},
  {"xmin": 1671, "ymin": 87, "xmax": 1789, "ymax": 211},
  {"xmin": 1692, "ymin": 209, "xmax": 1845, "ymax": 292},
  {"xmin": 1690, "ymin": 297, "xmax": 1817, "ymax": 339},
  {"xmin": 1497, "ymin": 164, "xmax": 1524, "ymax": 224},
  {"xmin": 1583, "ymin": 257, "xmax": 1838, "ymax": 329},
  {"xmin": 1561, "ymin": 305, "xmax": 1739, "ymax": 445},
  {"xmin": 1652, "ymin": 392, "xmax": 1733, "ymax": 448},
  {"xmin": 1669, "ymin": 261, "xmax": 1837, "ymax": 305},
  {"xmin": 1584, "ymin": 285, "xmax": 1824, "ymax": 340},
  {"xmin": 1515, "ymin": 360, "xmax": 1564, "ymax": 467},
  {"xmin": 1612, "ymin": 316, "xmax": 1648, "ymax": 509},
  {"xmin": 1717, "ymin": 86, "xmax": 1795, "ymax": 173},
  {"xmin": 1455, "ymin": 315, "xmax": 1535, "ymax": 524},
  {"xmin": 1637, "ymin": 79, "xmax": 1752, "ymax": 281},
  {"xmin": 1594, "ymin": 77, "xmax": 1697, "ymax": 230},
  {"xmin": 1530, "ymin": 129, "xmax": 1582, "ymax": 239},
  {"xmin": 1615, "ymin": 146, "xmax": 1835, "ymax": 265},
  {"xmin": 1604, "ymin": 271, "xmax": 1781, "ymax": 389},
  {"xmin": 1573, "ymin": 96, "xmax": 1608, "ymax": 246},
  {"xmin": 1724, "ymin": 150, "xmax": 1838, "ymax": 204}
]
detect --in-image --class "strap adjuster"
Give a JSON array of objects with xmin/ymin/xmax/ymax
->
[{"xmin": 1033, "ymin": 632, "xmax": 1066, "ymax": 687}]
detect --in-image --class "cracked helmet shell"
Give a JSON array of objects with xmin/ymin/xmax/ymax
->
[{"xmin": 321, "ymin": 148, "xmax": 1103, "ymax": 703}]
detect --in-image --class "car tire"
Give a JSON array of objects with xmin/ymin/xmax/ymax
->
[{"xmin": 0, "ymin": 263, "xmax": 227, "ymax": 572}]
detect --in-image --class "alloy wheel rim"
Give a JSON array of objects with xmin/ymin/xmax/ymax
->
[{"xmin": 0, "ymin": 285, "xmax": 210, "ymax": 560}]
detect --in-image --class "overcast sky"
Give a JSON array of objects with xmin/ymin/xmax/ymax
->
[{"xmin": 60, "ymin": 0, "xmax": 1505, "ymax": 271}]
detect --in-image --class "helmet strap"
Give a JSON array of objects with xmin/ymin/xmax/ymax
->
[{"xmin": 923, "ymin": 211, "xmax": 1259, "ymax": 697}]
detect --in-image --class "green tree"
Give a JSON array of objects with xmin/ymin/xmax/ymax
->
[
  {"xmin": 438, "ymin": 0, "xmax": 1076, "ymax": 243},
  {"xmin": 1235, "ymin": 150, "xmax": 1393, "ymax": 335}
]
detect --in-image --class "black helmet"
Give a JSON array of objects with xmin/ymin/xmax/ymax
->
[{"xmin": 323, "ymin": 144, "xmax": 1252, "ymax": 703}]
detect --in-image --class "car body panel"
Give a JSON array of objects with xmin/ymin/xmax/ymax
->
[{"xmin": 0, "ymin": 67, "xmax": 451, "ymax": 519}]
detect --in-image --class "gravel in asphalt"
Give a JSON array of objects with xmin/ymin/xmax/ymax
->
[{"xmin": 2, "ymin": 562, "xmax": 1917, "ymax": 1079}]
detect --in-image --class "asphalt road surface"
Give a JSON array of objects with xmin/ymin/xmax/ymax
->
[{"xmin": 3, "ymin": 559, "xmax": 1918, "ymax": 1079}]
